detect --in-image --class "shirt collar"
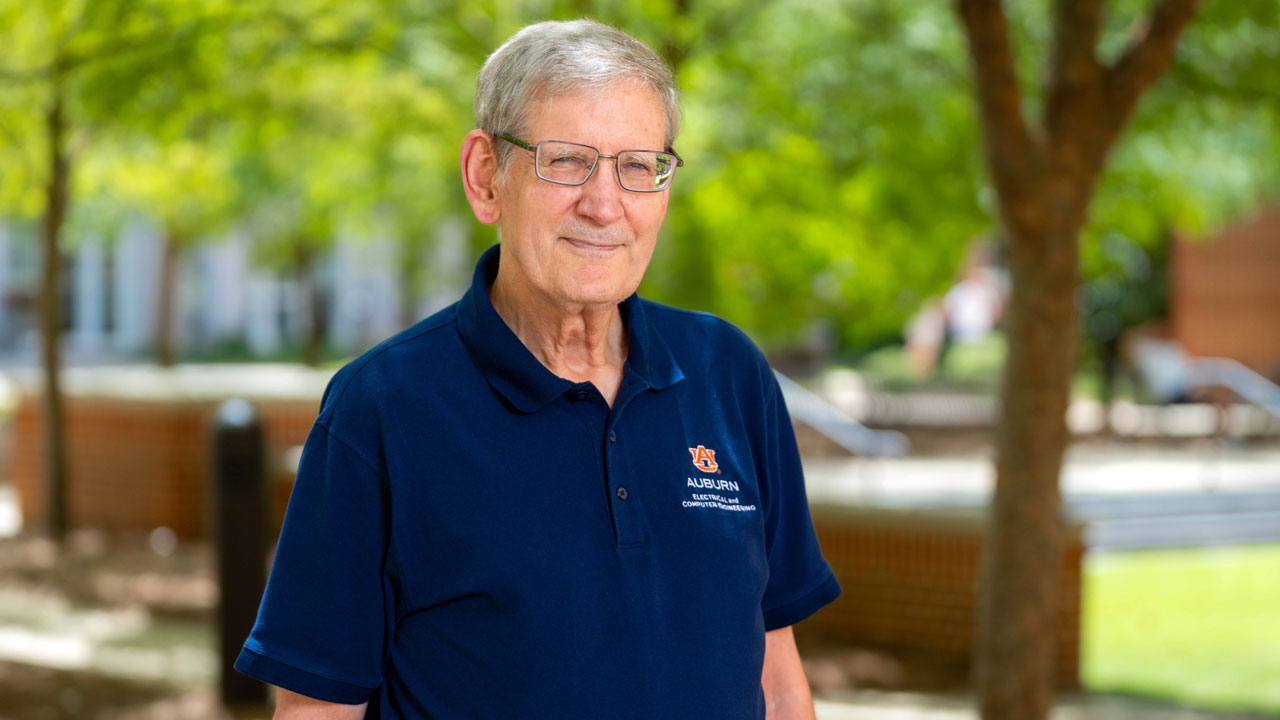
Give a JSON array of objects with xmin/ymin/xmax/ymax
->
[{"xmin": 456, "ymin": 244, "xmax": 684, "ymax": 413}]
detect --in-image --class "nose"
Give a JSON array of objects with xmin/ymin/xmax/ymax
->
[{"xmin": 575, "ymin": 157, "xmax": 626, "ymax": 226}]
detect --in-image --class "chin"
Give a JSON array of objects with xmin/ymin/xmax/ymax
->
[
  {"xmin": 563, "ymin": 269, "xmax": 644, "ymax": 307},
  {"xmin": 561, "ymin": 287, "xmax": 631, "ymax": 307}
]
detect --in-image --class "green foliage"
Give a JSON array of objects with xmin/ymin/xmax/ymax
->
[
  {"xmin": 647, "ymin": 0, "xmax": 986, "ymax": 349},
  {"xmin": 1086, "ymin": 0, "xmax": 1280, "ymax": 252},
  {"xmin": 1, "ymin": 0, "xmax": 1277, "ymax": 355},
  {"xmin": 1078, "ymin": 229, "xmax": 1167, "ymax": 402},
  {"xmin": 1074, "ymin": 0, "xmax": 1280, "ymax": 384}
]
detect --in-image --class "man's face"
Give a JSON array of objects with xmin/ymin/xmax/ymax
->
[{"xmin": 494, "ymin": 82, "xmax": 670, "ymax": 309}]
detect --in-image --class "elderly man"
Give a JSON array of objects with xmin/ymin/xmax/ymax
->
[{"xmin": 236, "ymin": 19, "xmax": 839, "ymax": 719}]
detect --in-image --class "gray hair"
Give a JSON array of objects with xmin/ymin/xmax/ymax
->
[{"xmin": 474, "ymin": 19, "xmax": 681, "ymax": 173}]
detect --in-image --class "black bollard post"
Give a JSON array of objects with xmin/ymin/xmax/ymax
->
[{"xmin": 212, "ymin": 398, "xmax": 269, "ymax": 707}]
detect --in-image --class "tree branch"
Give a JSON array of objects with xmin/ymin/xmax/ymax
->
[
  {"xmin": 1103, "ymin": 0, "xmax": 1201, "ymax": 141},
  {"xmin": 956, "ymin": 0, "xmax": 1041, "ymax": 215},
  {"xmin": 1044, "ymin": 0, "xmax": 1104, "ymax": 144}
]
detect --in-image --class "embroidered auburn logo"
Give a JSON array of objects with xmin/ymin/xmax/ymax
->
[{"xmin": 688, "ymin": 445, "xmax": 721, "ymax": 474}]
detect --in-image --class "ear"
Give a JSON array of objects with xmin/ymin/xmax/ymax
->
[{"xmin": 460, "ymin": 130, "xmax": 502, "ymax": 225}]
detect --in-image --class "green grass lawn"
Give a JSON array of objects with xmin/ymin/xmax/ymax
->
[{"xmin": 1083, "ymin": 544, "xmax": 1280, "ymax": 714}]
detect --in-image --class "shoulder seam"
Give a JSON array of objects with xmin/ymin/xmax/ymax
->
[{"xmin": 315, "ymin": 421, "xmax": 385, "ymax": 480}]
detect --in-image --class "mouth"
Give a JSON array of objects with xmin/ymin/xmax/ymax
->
[{"xmin": 561, "ymin": 237, "xmax": 623, "ymax": 253}]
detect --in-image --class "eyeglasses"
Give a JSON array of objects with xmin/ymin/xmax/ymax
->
[{"xmin": 499, "ymin": 133, "xmax": 684, "ymax": 193}]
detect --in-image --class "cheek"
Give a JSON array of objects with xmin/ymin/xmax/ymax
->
[
  {"xmin": 652, "ymin": 195, "xmax": 670, "ymax": 230},
  {"xmin": 504, "ymin": 189, "xmax": 574, "ymax": 239},
  {"xmin": 627, "ymin": 197, "xmax": 669, "ymax": 240}
]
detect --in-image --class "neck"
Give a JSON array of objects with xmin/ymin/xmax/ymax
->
[{"xmin": 489, "ymin": 274, "xmax": 628, "ymax": 406}]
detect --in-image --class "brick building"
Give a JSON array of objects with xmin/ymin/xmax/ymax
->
[{"xmin": 1171, "ymin": 207, "xmax": 1280, "ymax": 378}]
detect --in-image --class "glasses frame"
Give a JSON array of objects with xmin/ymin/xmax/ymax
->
[{"xmin": 498, "ymin": 133, "xmax": 684, "ymax": 193}]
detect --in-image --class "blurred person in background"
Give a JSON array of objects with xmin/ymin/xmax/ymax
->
[
  {"xmin": 234, "ymin": 19, "xmax": 839, "ymax": 720},
  {"xmin": 942, "ymin": 243, "xmax": 1003, "ymax": 347}
]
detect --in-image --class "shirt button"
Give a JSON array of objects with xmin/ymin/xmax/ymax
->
[
  {"xmin": 609, "ymin": 430, "xmax": 617, "ymax": 443},
  {"xmin": 616, "ymin": 486, "xmax": 628, "ymax": 501},
  {"xmin": 576, "ymin": 390, "xmax": 587, "ymax": 400}
]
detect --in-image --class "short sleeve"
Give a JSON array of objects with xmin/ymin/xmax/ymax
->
[
  {"xmin": 234, "ymin": 421, "xmax": 391, "ymax": 703},
  {"xmin": 759, "ymin": 374, "xmax": 841, "ymax": 630}
]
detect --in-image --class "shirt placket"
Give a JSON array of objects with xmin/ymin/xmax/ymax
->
[{"xmin": 567, "ymin": 368, "xmax": 651, "ymax": 548}]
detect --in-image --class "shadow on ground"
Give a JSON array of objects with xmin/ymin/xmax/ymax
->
[
  {"xmin": 0, "ymin": 530, "xmax": 272, "ymax": 720},
  {"xmin": 0, "ymin": 661, "xmax": 201, "ymax": 720}
]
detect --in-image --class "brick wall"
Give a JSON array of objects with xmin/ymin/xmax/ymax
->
[
  {"xmin": 805, "ymin": 505, "xmax": 1082, "ymax": 689},
  {"xmin": 11, "ymin": 395, "xmax": 317, "ymax": 537},
  {"xmin": 1172, "ymin": 207, "xmax": 1280, "ymax": 377}
]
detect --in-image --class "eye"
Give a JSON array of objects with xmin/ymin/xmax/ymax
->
[
  {"xmin": 549, "ymin": 154, "xmax": 589, "ymax": 168},
  {"xmin": 620, "ymin": 153, "xmax": 657, "ymax": 175}
]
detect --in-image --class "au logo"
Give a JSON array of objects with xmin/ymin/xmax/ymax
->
[{"xmin": 688, "ymin": 445, "xmax": 721, "ymax": 474}]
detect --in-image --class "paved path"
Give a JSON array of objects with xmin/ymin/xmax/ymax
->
[{"xmin": 803, "ymin": 443, "xmax": 1280, "ymax": 549}]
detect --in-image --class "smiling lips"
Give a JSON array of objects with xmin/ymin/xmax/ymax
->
[{"xmin": 562, "ymin": 236, "xmax": 624, "ymax": 252}]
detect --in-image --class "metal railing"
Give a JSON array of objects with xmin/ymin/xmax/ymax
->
[
  {"xmin": 1186, "ymin": 356, "xmax": 1280, "ymax": 421},
  {"xmin": 774, "ymin": 370, "xmax": 909, "ymax": 457}
]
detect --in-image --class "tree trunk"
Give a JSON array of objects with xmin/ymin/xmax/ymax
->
[
  {"xmin": 955, "ymin": 2, "xmax": 1200, "ymax": 716},
  {"xmin": 975, "ymin": 209, "xmax": 1082, "ymax": 720},
  {"xmin": 39, "ymin": 86, "xmax": 71, "ymax": 542},
  {"xmin": 155, "ymin": 226, "xmax": 180, "ymax": 367}
]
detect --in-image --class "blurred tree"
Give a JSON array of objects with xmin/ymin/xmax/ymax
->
[
  {"xmin": 353, "ymin": 72, "xmax": 472, "ymax": 329},
  {"xmin": 0, "ymin": 0, "xmax": 251, "ymax": 539},
  {"xmin": 227, "ymin": 13, "xmax": 442, "ymax": 363},
  {"xmin": 953, "ymin": 1, "xmax": 1202, "ymax": 718},
  {"xmin": 646, "ymin": 0, "xmax": 990, "ymax": 352},
  {"xmin": 229, "ymin": 57, "xmax": 379, "ymax": 366},
  {"xmin": 0, "ymin": 0, "xmax": 410, "ymax": 531},
  {"xmin": 79, "ymin": 137, "xmax": 238, "ymax": 366}
]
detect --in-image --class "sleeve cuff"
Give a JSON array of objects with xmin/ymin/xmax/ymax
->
[
  {"xmin": 234, "ymin": 646, "xmax": 377, "ymax": 705},
  {"xmin": 762, "ymin": 570, "xmax": 842, "ymax": 631}
]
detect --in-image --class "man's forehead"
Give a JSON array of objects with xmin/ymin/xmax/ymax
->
[{"xmin": 523, "ymin": 82, "xmax": 668, "ymax": 146}]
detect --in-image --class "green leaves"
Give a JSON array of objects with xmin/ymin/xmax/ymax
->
[{"xmin": 1, "ymin": 0, "xmax": 1275, "ymax": 355}]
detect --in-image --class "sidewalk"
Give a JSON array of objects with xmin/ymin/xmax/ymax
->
[
  {"xmin": 802, "ymin": 443, "xmax": 1280, "ymax": 503},
  {"xmin": 802, "ymin": 442, "xmax": 1280, "ymax": 549}
]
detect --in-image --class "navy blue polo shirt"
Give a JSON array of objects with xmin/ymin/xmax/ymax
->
[{"xmin": 236, "ymin": 244, "xmax": 840, "ymax": 719}]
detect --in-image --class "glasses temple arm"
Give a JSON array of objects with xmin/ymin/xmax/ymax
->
[{"xmin": 498, "ymin": 133, "xmax": 536, "ymax": 152}]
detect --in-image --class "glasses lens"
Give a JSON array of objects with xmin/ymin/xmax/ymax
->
[
  {"xmin": 618, "ymin": 151, "xmax": 676, "ymax": 191},
  {"xmin": 536, "ymin": 142, "xmax": 597, "ymax": 184}
]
